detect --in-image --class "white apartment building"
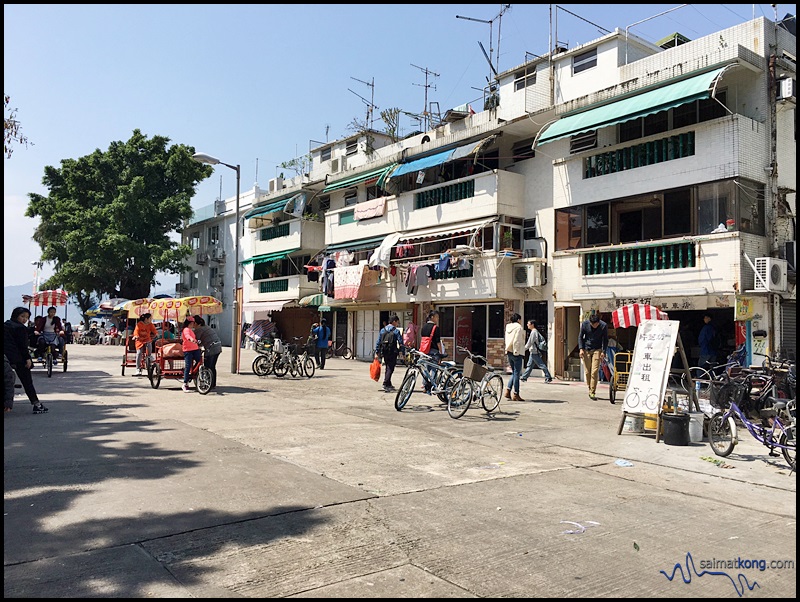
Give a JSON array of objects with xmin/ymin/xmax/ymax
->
[{"xmin": 186, "ymin": 14, "xmax": 796, "ymax": 378}]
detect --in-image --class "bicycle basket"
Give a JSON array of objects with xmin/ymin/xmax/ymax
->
[
  {"xmin": 709, "ymin": 380, "xmax": 747, "ymax": 409},
  {"xmin": 463, "ymin": 357, "xmax": 487, "ymax": 381}
]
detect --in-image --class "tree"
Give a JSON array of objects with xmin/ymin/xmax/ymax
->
[
  {"xmin": 4, "ymin": 94, "xmax": 31, "ymax": 159},
  {"xmin": 26, "ymin": 129, "xmax": 213, "ymax": 301},
  {"xmin": 380, "ymin": 107, "xmax": 402, "ymax": 143}
]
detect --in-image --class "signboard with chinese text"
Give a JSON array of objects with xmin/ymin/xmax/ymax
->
[
  {"xmin": 622, "ymin": 320, "xmax": 680, "ymax": 415},
  {"xmin": 735, "ymin": 295, "xmax": 755, "ymax": 321}
]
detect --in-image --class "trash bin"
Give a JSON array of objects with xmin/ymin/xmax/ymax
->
[{"xmin": 662, "ymin": 412, "xmax": 690, "ymax": 446}]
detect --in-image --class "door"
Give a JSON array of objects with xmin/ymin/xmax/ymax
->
[{"xmin": 555, "ymin": 306, "xmax": 566, "ymax": 379}]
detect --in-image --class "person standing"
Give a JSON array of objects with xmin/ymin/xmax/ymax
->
[
  {"xmin": 579, "ymin": 312, "xmax": 609, "ymax": 400},
  {"xmin": 180, "ymin": 317, "xmax": 201, "ymax": 393},
  {"xmin": 504, "ymin": 312, "xmax": 526, "ymax": 401},
  {"xmin": 4, "ymin": 307, "xmax": 48, "ymax": 414},
  {"xmin": 419, "ymin": 310, "xmax": 444, "ymax": 394},
  {"xmin": 375, "ymin": 314, "xmax": 403, "ymax": 392},
  {"xmin": 312, "ymin": 318, "xmax": 331, "ymax": 369},
  {"xmin": 521, "ymin": 319, "xmax": 553, "ymax": 383},
  {"xmin": 132, "ymin": 313, "xmax": 158, "ymax": 376},
  {"xmin": 194, "ymin": 316, "xmax": 222, "ymax": 390},
  {"xmin": 698, "ymin": 313, "xmax": 717, "ymax": 367}
]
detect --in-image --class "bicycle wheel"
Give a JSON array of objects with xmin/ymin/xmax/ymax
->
[
  {"xmin": 395, "ymin": 368, "xmax": 418, "ymax": 411},
  {"xmin": 327, "ymin": 346, "xmax": 335, "ymax": 359},
  {"xmin": 253, "ymin": 354, "xmax": 272, "ymax": 377},
  {"xmin": 46, "ymin": 353, "xmax": 53, "ymax": 377},
  {"xmin": 448, "ymin": 377, "xmax": 473, "ymax": 419},
  {"xmin": 437, "ymin": 370, "xmax": 459, "ymax": 403},
  {"xmin": 480, "ymin": 374, "xmax": 504, "ymax": 413},
  {"xmin": 682, "ymin": 367, "xmax": 712, "ymax": 394},
  {"xmin": 273, "ymin": 358, "xmax": 289, "ymax": 378},
  {"xmin": 708, "ymin": 413, "xmax": 735, "ymax": 457},
  {"xmin": 288, "ymin": 358, "xmax": 299, "ymax": 378},
  {"xmin": 302, "ymin": 356, "xmax": 315, "ymax": 378},
  {"xmin": 196, "ymin": 366, "xmax": 212, "ymax": 395},
  {"xmin": 148, "ymin": 364, "xmax": 162, "ymax": 389},
  {"xmin": 342, "ymin": 347, "xmax": 354, "ymax": 360},
  {"xmin": 62, "ymin": 348, "xmax": 68, "ymax": 372},
  {"xmin": 779, "ymin": 431, "xmax": 796, "ymax": 472}
]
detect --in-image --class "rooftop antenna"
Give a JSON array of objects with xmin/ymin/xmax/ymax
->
[
  {"xmin": 411, "ymin": 63, "xmax": 439, "ymax": 131},
  {"xmin": 254, "ymin": 157, "xmax": 259, "ymax": 186},
  {"xmin": 456, "ymin": 4, "xmax": 511, "ymax": 82},
  {"xmin": 218, "ymin": 174, "xmax": 223, "ymax": 202},
  {"xmin": 349, "ymin": 76, "xmax": 378, "ymax": 131}
]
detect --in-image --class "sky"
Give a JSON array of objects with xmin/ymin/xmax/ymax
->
[{"xmin": 4, "ymin": 3, "xmax": 793, "ymax": 288}]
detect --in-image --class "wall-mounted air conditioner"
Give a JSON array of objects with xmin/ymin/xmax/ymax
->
[
  {"xmin": 196, "ymin": 252, "xmax": 209, "ymax": 266},
  {"xmin": 512, "ymin": 263, "xmax": 545, "ymax": 288},
  {"xmin": 754, "ymin": 257, "xmax": 788, "ymax": 292},
  {"xmin": 268, "ymin": 177, "xmax": 284, "ymax": 193},
  {"xmin": 330, "ymin": 156, "xmax": 347, "ymax": 173},
  {"xmin": 211, "ymin": 275, "xmax": 224, "ymax": 288},
  {"xmin": 777, "ymin": 77, "xmax": 796, "ymax": 102},
  {"xmin": 211, "ymin": 248, "xmax": 226, "ymax": 262}
]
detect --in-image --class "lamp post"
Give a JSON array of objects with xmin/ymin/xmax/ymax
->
[{"xmin": 192, "ymin": 152, "xmax": 241, "ymax": 374}]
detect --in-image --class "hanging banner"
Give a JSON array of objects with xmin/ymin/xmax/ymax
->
[
  {"xmin": 622, "ymin": 320, "xmax": 680, "ymax": 415},
  {"xmin": 735, "ymin": 295, "xmax": 755, "ymax": 321}
]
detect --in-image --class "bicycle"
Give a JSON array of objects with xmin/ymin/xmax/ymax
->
[
  {"xmin": 682, "ymin": 343, "xmax": 746, "ymax": 394},
  {"xmin": 394, "ymin": 349, "xmax": 461, "ymax": 411},
  {"xmin": 447, "ymin": 346, "xmax": 504, "ymax": 419},
  {"xmin": 273, "ymin": 338, "xmax": 314, "ymax": 378},
  {"xmin": 708, "ymin": 376, "xmax": 795, "ymax": 471},
  {"xmin": 35, "ymin": 332, "xmax": 68, "ymax": 377},
  {"xmin": 252, "ymin": 339, "xmax": 279, "ymax": 377},
  {"xmin": 327, "ymin": 337, "xmax": 354, "ymax": 360}
]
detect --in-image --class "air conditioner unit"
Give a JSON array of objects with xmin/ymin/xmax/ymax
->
[
  {"xmin": 196, "ymin": 252, "xmax": 209, "ymax": 265},
  {"xmin": 754, "ymin": 257, "xmax": 788, "ymax": 292},
  {"xmin": 268, "ymin": 177, "xmax": 284, "ymax": 193},
  {"xmin": 512, "ymin": 263, "xmax": 545, "ymax": 288},
  {"xmin": 330, "ymin": 155, "xmax": 347, "ymax": 173},
  {"xmin": 211, "ymin": 276, "xmax": 224, "ymax": 288},
  {"xmin": 211, "ymin": 248, "xmax": 226, "ymax": 262},
  {"xmin": 777, "ymin": 77, "xmax": 796, "ymax": 102},
  {"xmin": 214, "ymin": 200, "xmax": 226, "ymax": 215}
]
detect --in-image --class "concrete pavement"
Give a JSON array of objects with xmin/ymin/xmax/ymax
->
[{"xmin": 4, "ymin": 344, "xmax": 796, "ymax": 598}]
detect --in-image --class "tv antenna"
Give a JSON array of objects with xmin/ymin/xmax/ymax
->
[
  {"xmin": 456, "ymin": 4, "xmax": 511, "ymax": 83},
  {"xmin": 348, "ymin": 76, "xmax": 378, "ymax": 131},
  {"xmin": 411, "ymin": 63, "xmax": 439, "ymax": 131}
]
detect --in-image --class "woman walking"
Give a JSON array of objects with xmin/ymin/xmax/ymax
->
[
  {"xmin": 4, "ymin": 307, "xmax": 48, "ymax": 413},
  {"xmin": 504, "ymin": 312, "xmax": 526, "ymax": 401}
]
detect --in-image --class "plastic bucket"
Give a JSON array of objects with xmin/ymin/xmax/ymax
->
[
  {"xmin": 622, "ymin": 414, "xmax": 644, "ymax": 434},
  {"xmin": 662, "ymin": 412, "xmax": 691, "ymax": 446},
  {"xmin": 644, "ymin": 414, "xmax": 658, "ymax": 431},
  {"xmin": 687, "ymin": 412, "xmax": 704, "ymax": 443}
]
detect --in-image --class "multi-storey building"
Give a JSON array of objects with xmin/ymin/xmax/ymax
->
[{"xmin": 185, "ymin": 14, "xmax": 796, "ymax": 377}]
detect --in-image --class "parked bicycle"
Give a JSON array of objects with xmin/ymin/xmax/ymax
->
[
  {"xmin": 327, "ymin": 337, "xmax": 353, "ymax": 360},
  {"xmin": 447, "ymin": 346, "xmax": 504, "ymax": 419},
  {"xmin": 252, "ymin": 338, "xmax": 279, "ymax": 377},
  {"xmin": 394, "ymin": 349, "xmax": 461, "ymax": 411},
  {"xmin": 708, "ymin": 375, "xmax": 795, "ymax": 471},
  {"xmin": 682, "ymin": 343, "xmax": 746, "ymax": 394},
  {"xmin": 273, "ymin": 338, "xmax": 314, "ymax": 378}
]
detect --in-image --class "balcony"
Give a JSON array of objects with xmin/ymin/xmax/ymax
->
[
  {"xmin": 248, "ymin": 275, "xmax": 319, "ymax": 303},
  {"xmin": 583, "ymin": 240, "xmax": 696, "ymax": 275},
  {"xmin": 325, "ymin": 169, "xmax": 525, "ymax": 248},
  {"xmin": 251, "ymin": 218, "xmax": 325, "ymax": 258}
]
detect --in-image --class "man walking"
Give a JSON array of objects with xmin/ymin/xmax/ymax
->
[
  {"xmin": 579, "ymin": 312, "xmax": 608, "ymax": 400},
  {"xmin": 375, "ymin": 314, "xmax": 403, "ymax": 392},
  {"xmin": 521, "ymin": 319, "xmax": 552, "ymax": 383}
]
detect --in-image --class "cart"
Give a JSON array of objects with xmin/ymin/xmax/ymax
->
[
  {"xmin": 147, "ymin": 341, "xmax": 212, "ymax": 394},
  {"xmin": 30, "ymin": 289, "xmax": 70, "ymax": 375},
  {"xmin": 117, "ymin": 298, "xmax": 154, "ymax": 376}
]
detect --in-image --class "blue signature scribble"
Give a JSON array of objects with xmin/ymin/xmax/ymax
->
[{"xmin": 661, "ymin": 552, "xmax": 760, "ymax": 597}]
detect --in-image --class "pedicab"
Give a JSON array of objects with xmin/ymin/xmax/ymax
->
[
  {"xmin": 144, "ymin": 296, "xmax": 222, "ymax": 393},
  {"xmin": 116, "ymin": 298, "xmax": 153, "ymax": 375},
  {"xmin": 29, "ymin": 289, "xmax": 70, "ymax": 375}
]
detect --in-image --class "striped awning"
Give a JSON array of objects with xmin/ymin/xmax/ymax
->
[
  {"xmin": 299, "ymin": 293, "xmax": 325, "ymax": 307},
  {"xmin": 322, "ymin": 164, "xmax": 397, "ymax": 194},
  {"xmin": 612, "ymin": 304, "xmax": 669, "ymax": 328},
  {"xmin": 240, "ymin": 248, "xmax": 300, "ymax": 266},
  {"xmin": 32, "ymin": 289, "xmax": 69, "ymax": 306}
]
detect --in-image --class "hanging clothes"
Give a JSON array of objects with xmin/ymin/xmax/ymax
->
[{"xmin": 305, "ymin": 260, "xmax": 321, "ymax": 282}]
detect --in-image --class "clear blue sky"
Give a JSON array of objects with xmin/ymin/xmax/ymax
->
[{"xmin": 4, "ymin": 4, "xmax": 791, "ymax": 287}]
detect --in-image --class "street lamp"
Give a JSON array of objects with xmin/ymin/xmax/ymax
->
[{"xmin": 192, "ymin": 152, "xmax": 241, "ymax": 374}]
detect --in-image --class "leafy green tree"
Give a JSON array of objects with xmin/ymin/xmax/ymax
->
[{"xmin": 26, "ymin": 129, "xmax": 212, "ymax": 302}]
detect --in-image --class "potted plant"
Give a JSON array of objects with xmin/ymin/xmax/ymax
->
[
  {"xmin": 502, "ymin": 230, "xmax": 514, "ymax": 250},
  {"xmin": 267, "ymin": 260, "xmax": 280, "ymax": 278}
]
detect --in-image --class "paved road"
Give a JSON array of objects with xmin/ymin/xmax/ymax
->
[{"xmin": 4, "ymin": 344, "xmax": 796, "ymax": 598}]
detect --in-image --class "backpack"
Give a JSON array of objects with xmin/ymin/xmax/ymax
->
[
  {"xmin": 536, "ymin": 330, "xmax": 547, "ymax": 353},
  {"xmin": 379, "ymin": 328, "xmax": 400, "ymax": 357}
]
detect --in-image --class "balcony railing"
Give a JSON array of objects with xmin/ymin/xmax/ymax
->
[
  {"xmin": 584, "ymin": 132, "xmax": 695, "ymax": 179},
  {"xmin": 583, "ymin": 241, "xmax": 696, "ymax": 275},
  {"xmin": 259, "ymin": 223, "xmax": 290, "ymax": 241},
  {"xmin": 429, "ymin": 260, "xmax": 474, "ymax": 280},
  {"xmin": 415, "ymin": 179, "xmax": 475, "ymax": 209},
  {"xmin": 258, "ymin": 279, "xmax": 289, "ymax": 294}
]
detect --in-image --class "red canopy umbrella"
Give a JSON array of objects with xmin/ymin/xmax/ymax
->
[
  {"xmin": 32, "ymin": 289, "xmax": 69, "ymax": 306},
  {"xmin": 611, "ymin": 303, "xmax": 669, "ymax": 328}
]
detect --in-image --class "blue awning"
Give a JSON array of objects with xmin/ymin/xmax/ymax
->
[
  {"xmin": 387, "ymin": 136, "xmax": 496, "ymax": 180},
  {"xmin": 537, "ymin": 67, "xmax": 727, "ymax": 145}
]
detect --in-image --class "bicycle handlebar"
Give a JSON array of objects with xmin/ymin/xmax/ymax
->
[{"xmin": 457, "ymin": 345, "xmax": 488, "ymax": 364}]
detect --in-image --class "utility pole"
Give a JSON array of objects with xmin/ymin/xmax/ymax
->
[{"xmin": 411, "ymin": 63, "xmax": 439, "ymax": 131}]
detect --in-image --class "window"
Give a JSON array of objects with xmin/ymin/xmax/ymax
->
[
  {"xmin": 318, "ymin": 195, "xmax": 331, "ymax": 213},
  {"xmin": 438, "ymin": 306, "xmax": 454, "ymax": 337},
  {"xmin": 189, "ymin": 231, "xmax": 201, "ymax": 250},
  {"xmin": 344, "ymin": 190, "xmax": 358, "ymax": 207},
  {"xmin": 663, "ymin": 189, "xmax": 692, "ymax": 236},
  {"xmin": 643, "ymin": 111, "xmax": 669, "ymax": 137},
  {"xmin": 618, "ymin": 205, "xmax": 662, "ymax": 243},
  {"xmin": 555, "ymin": 207, "xmax": 582, "ymax": 250},
  {"xmin": 573, "ymin": 48, "xmax": 597, "ymax": 74},
  {"xmin": 339, "ymin": 209, "xmax": 355, "ymax": 225},
  {"xmin": 523, "ymin": 218, "xmax": 538, "ymax": 241},
  {"xmin": 207, "ymin": 224, "xmax": 220, "ymax": 246},
  {"xmin": 698, "ymin": 90, "xmax": 727, "ymax": 122},
  {"xmin": 487, "ymin": 304, "xmax": 505, "ymax": 339},
  {"xmin": 366, "ymin": 184, "xmax": 381, "ymax": 200},
  {"xmin": 619, "ymin": 117, "xmax": 643, "ymax": 143},
  {"xmin": 320, "ymin": 146, "xmax": 332, "ymax": 162},
  {"xmin": 345, "ymin": 140, "xmax": 358, "ymax": 156},
  {"xmin": 190, "ymin": 271, "xmax": 199, "ymax": 290},
  {"xmin": 697, "ymin": 181, "xmax": 734, "ymax": 234},
  {"xmin": 570, "ymin": 130, "xmax": 597, "ymax": 153},
  {"xmin": 512, "ymin": 139, "xmax": 536, "ymax": 163},
  {"xmin": 736, "ymin": 179, "xmax": 765, "ymax": 235},
  {"xmin": 514, "ymin": 69, "xmax": 536, "ymax": 91},
  {"xmin": 586, "ymin": 203, "xmax": 610, "ymax": 246},
  {"xmin": 209, "ymin": 266, "xmax": 219, "ymax": 288}
]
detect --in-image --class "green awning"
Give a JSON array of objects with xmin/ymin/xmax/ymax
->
[
  {"xmin": 244, "ymin": 192, "xmax": 304, "ymax": 219},
  {"xmin": 537, "ymin": 67, "xmax": 727, "ymax": 145},
  {"xmin": 325, "ymin": 235, "xmax": 386, "ymax": 252},
  {"xmin": 322, "ymin": 164, "xmax": 397, "ymax": 194},
  {"xmin": 240, "ymin": 248, "xmax": 300, "ymax": 266},
  {"xmin": 299, "ymin": 293, "xmax": 325, "ymax": 307}
]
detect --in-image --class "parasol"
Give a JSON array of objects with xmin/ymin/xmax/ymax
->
[
  {"xmin": 611, "ymin": 303, "xmax": 669, "ymax": 328},
  {"xmin": 115, "ymin": 298, "xmax": 154, "ymax": 317},
  {"xmin": 32, "ymin": 289, "xmax": 69, "ymax": 307},
  {"xmin": 146, "ymin": 295, "xmax": 222, "ymax": 321}
]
